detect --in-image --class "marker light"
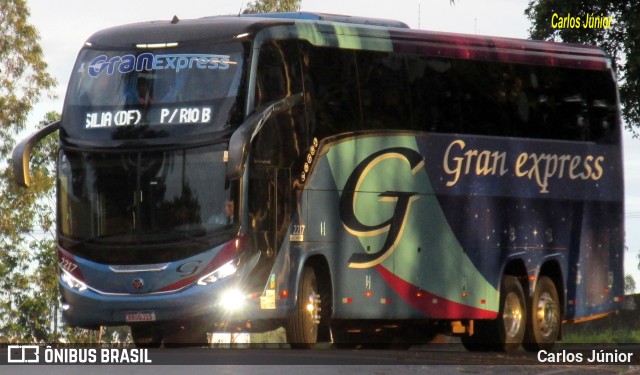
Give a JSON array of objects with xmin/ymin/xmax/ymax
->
[
  {"xmin": 220, "ymin": 289, "xmax": 246, "ymax": 312},
  {"xmin": 61, "ymin": 270, "xmax": 88, "ymax": 291},
  {"xmin": 280, "ymin": 290, "xmax": 289, "ymax": 300},
  {"xmin": 197, "ymin": 261, "xmax": 237, "ymax": 286},
  {"xmin": 136, "ymin": 42, "xmax": 179, "ymax": 49}
]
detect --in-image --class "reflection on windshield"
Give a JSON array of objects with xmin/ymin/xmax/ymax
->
[
  {"xmin": 72, "ymin": 52, "xmax": 239, "ymax": 106},
  {"xmin": 58, "ymin": 146, "xmax": 235, "ymax": 245}
]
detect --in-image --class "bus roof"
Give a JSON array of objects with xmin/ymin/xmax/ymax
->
[
  {"xmin": 238, "ymin": 11, "xmax": 410, "ymax": 29},
  {"xmin": 84, "ymin": 12, "xmax": 610, "ymax": 71}
]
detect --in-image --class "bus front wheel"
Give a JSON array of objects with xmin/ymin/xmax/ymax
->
[
  {"xmin": 286, "ymin": 266, "xmax": 321, "ymax": 349},
  {"xmin": 524, "ymin": 276, "xmax": 560, "ymax": 351}
]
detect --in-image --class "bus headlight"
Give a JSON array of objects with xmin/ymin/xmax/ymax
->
[
  {"xmin": 61, "ymin": 270, "xmax": 88, "ymax": 291},
  {"xmin": 197, "ymin": 261, "xmax": 237, "ymax": 286},
  {"xmin": 220, "ymin": 288, "xmax": 245, "ymax": 312}
]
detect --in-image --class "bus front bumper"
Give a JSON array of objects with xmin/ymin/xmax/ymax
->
[{"xmin": 59, "ymin": 278, "xmax": 288, "ymax": 328}]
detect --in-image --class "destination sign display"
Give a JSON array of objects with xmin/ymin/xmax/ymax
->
[{"xmin": 85, "ymin": 106, "xmax": 213, "ymax": 128}]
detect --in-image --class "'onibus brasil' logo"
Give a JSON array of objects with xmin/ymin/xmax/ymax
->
[{"xmin": 340, "ymin": 147, "xmax": 424, "ymax": 269}]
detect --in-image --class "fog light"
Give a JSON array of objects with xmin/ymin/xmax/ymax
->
[{"xmin": 220, "ymin": 289, "xmax": 245, "ymax": 312}]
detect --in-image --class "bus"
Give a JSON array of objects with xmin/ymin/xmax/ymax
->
[{"xmin": 13, "ymin": 12, "xmax": 624, "ymax": 350}]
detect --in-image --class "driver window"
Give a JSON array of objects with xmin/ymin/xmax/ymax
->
[{"xmin": 255, "ymin": 40, "xmax": 303, "ymax": 107}]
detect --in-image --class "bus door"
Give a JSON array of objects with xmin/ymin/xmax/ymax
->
[
  {"xmin": 248, "ymin": 110, "xmax": 298, "ymax": 290},
  {"xmin": 248, "ymin": 39, "xmax": 307, "ymax": 293},
  {"xmin": 248, "ymin": 162, "xmax": 275, "ymax": 257},
  {"xmin": 248, "ymin": 164, "xmax": 293, "ymax": 257}
]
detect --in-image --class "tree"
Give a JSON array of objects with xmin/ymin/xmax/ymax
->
[
  {"xmin": 525, "ymin": 1, "xmax": 640, "ymax": 135},
  {"xmin": 243, "ymin": 0, "xmax": 300, "ymax": 14},
  {"xmin": 0, "ymin": 0, "xmax": 57, "ymax": 343},
  {"xmin": 625, "ymin": 274, "xmax": 636, "ymax": 295},
  {"xmin": 0, "ymin": 111, "xmax": 58, "ymax": 342},
  {"xmin": 0, "ymin": 0, "xmax": 56, "ymax": 152}
]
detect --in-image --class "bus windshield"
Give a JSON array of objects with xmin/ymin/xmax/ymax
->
[
  {"xmin": 58, "ymin": 145, "xmax": 236, "ymax": 247},
  {"xmin": 63, "ymin": 42, "xmax": 245, "ymax": 141}
]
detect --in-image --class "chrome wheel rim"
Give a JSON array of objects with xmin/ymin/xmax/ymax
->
[
  {"xmin": 306, "ymin": 291, "xmax": 321, "ymax": 325},
  {"xmin": 536, "ymin": 292, "xmax": 559, "ymax": 338},
  {"xmin": 503, "ymin": 291, "xmax": 524, "ymax": 338}
]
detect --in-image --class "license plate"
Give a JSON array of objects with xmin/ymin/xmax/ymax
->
[{"xmin": 125, "ymin": 311, "xmax": 157, "ymax": 322}]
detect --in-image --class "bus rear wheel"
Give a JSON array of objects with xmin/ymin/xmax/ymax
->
[
  {"xmin": 524, "ymin": 276, "xmax": 560, "ymax": 351},
  {"xmin": 498, "ymin": 275, "xmax": 527, "ymax": 351},
  {"xmin": 461, "ymin": 275, "xmax": 526, "ymax": 351},
  {"xmin": 286, "ymin": 266, "xmax": 321, "ymax": 349}
]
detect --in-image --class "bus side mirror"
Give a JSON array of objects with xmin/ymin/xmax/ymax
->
[
  {"xmin": 227, "ymin": 93, "xmax": 302, "ymax": 180},
  {"xmin": 12, "ymin": 120, "xmax": 60, "ymax": 187}
]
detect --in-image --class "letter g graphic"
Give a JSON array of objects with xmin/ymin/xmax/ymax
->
[{"xmin": 340, "ymin": 147, "xmax": 424, "ymax": 269}]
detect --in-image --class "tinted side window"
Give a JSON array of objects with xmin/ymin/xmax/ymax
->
[
  {"xmin": 357, "ymin": 51, "xmax": 410, "ymax": 130},
  {"xmin": 405, "ymin": 56, "xmax": 617, "ymax": 142},
  {"xmin": 304, "ymin": 46, "xmax": 361, "ymax": 139},
  {"xmin": 301, "ymin": 43, "xmax": 617, "ymax": 143},
  {"xmin": 254, "ymin": 41, "xmax": 308, "ymax": 167},
  {"xmin": 255, "ymin": 40, "xmax": 303, "ymax": 106}
]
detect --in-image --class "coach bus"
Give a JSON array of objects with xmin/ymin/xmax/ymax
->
[{"xmin": 13, "ymin": 12, "xmax": 624, "ymax": 350}]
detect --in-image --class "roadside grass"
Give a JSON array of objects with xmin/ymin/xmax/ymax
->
[{"xmin": 562, "ymin": 328, "xmax": 640, "ymax": 344}]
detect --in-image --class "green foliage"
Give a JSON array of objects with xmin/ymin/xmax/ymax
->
[
  {"xmin": 563, "ymin": 329, "xmax": 640, "ymax": 344},
  {"xmin": 243, "ymin": 0, "xmax": 300, "ymax": 14},
  {"xmin": 0, "ymin": 0, "xmax": 60, "ymax": 344},
  {"xmin": 625, "ymin": 274, "xmax": 636, "ymax": 295},
  {"xmin": 0, "ymin": 0, "xmax": 56, "ymax": 152},
  {"xmin": 0, "ymin": 111, "xmax": 58, "ymax": 343},
  {"xmin": 525, "ymin": 1, "xmax": 640, "ymax": 134}
]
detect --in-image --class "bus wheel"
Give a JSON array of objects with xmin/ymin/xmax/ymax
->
[
  {"xmin": 287, "ymin": 266, "xmax": 321, "ymax": 349},
  {"xmin": 130, "ymin": 324, "xmax": 162, "ymax": 348},
  {"xmin": 524, "ymin": 276, "xmax": 560, "ymax": 351},
  {"xmin": 461, "ymin": 275, "xmax": 526, "ymax": 352},
  {"xmin": 498, "ymin": 275, "xmax": 527, "ymax": 351}
]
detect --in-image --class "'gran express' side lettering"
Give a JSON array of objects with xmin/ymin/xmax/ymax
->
[
  {"xmin": 443, "ymin": 140, "xmax": 508, "ymax": 187},
  {"xmin": 443, "ymin": 139, "xmax": 605, "ymax": 194}
]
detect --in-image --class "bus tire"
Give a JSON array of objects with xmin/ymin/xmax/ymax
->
[
  {"xmin": 523, "ymin": 276, "xmax": 560, "ymax": 351},
  {"xmin": 287, "ymin": 266, "xmax": 321, "ymax": 349},
  {"xmin": 497, "ymin": 275, "xmax": 527, "ymax": 351},
  {"xmin": 462, "ymin": 275, "xmax": 526, "ymax": 351},
  {"xmin": 130, "ymin": 324, "xmax": 162, "ymax": 348}
]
